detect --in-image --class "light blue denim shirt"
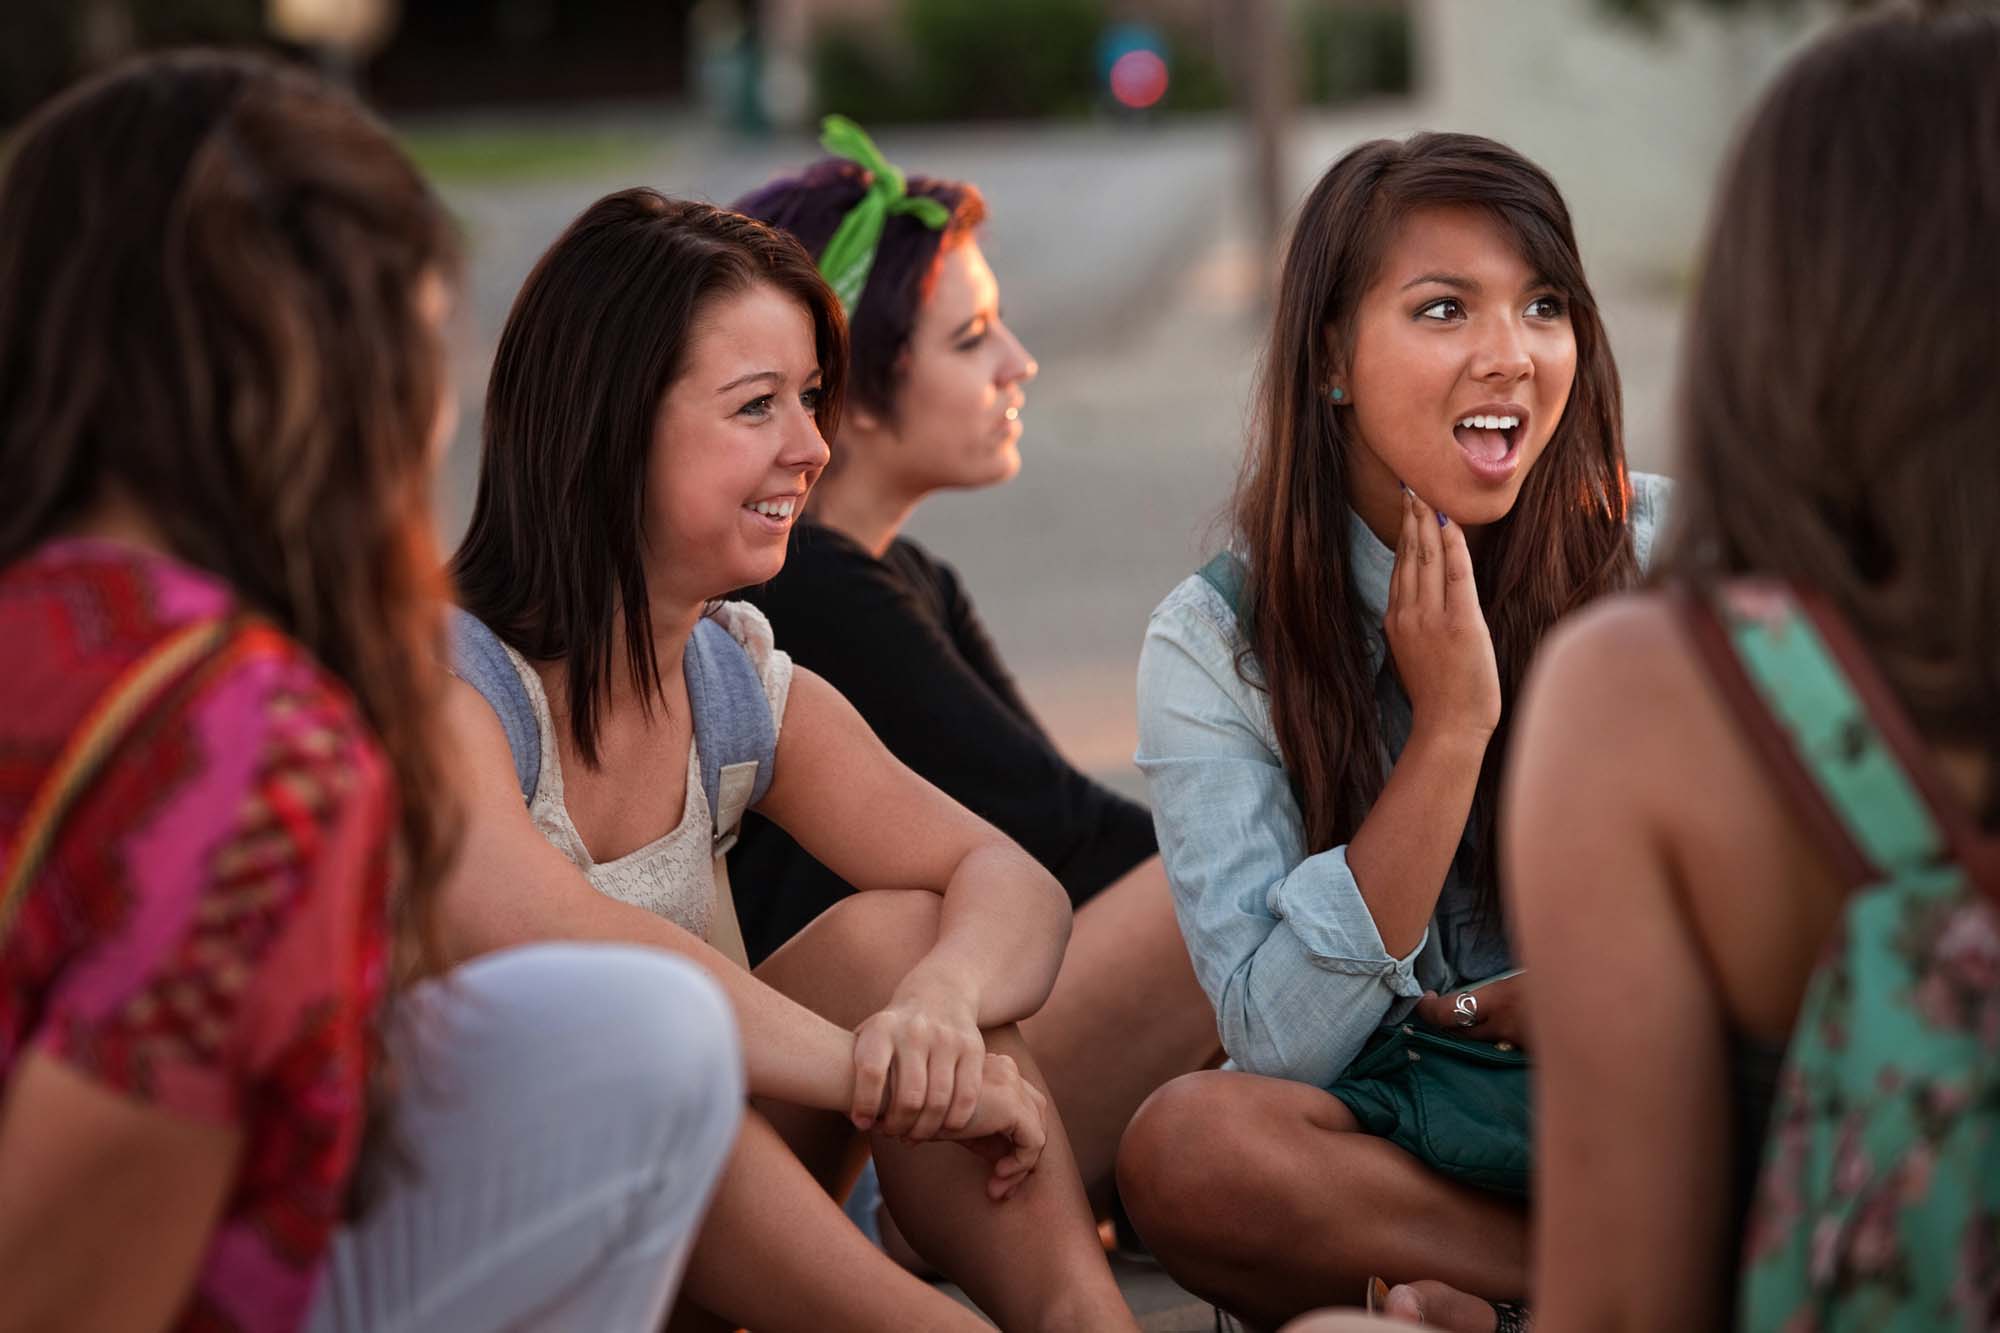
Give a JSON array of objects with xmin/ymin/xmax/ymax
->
[{"xmin": 1135, "ymin": 473, "xmax": 1674, "ymax": 1087}]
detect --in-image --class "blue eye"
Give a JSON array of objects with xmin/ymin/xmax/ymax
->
[
  {"xmin": 737, "ymin": 395, "xmax": 773, "ymax": 419},
  {"xmin": 1416, "ymin": 298, "xmax": 1465, "ymax": 322},
  {"xmin": 800, "ymin": 386, "xmax": 824, "ymax": 411}
]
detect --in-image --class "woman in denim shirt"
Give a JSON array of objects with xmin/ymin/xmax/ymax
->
[{"xmin": 1116, "ymin": 133, "xmax": 1671, "ymax": 1331}]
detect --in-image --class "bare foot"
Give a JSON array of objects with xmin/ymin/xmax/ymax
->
[{"xmin": 1383, "ymin": 1280, "xmax": 1497, "ymax": 1332}]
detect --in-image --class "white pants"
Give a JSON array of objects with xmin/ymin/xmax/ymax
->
[{"xmin": 306, "ymin": 944, "xmax": 742, "ymax": 1333}]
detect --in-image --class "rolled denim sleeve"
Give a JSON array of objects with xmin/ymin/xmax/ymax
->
[{"xmin": 1136, "ymin": 579, "xmax": 1425, "ymax": 1087}]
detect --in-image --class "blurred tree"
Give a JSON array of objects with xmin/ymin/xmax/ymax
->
[{"xmin": 2, "ymin": 0, "xmax": 264, "ymax": 122}]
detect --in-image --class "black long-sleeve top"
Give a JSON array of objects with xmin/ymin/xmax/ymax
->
[{"xmin": 729, "ymin": 521, "xmax": 1157, "ymax": 964}]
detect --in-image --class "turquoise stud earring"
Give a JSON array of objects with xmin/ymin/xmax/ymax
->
[{"xmin": 1329, "ymin": 386, "xmax": 1346, "ymax": 403}]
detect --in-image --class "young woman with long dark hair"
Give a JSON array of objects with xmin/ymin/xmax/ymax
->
[
  {"xmin": 0, "ymin": 52, "xmax": 742, "ymax": 1333},
  {"xmin": 441, "ymin": 189, "xmax": 1140, "ymax": 1332},
  {"xmin": 1117, "ymin": 133, "xmax": 1670, "ymax": 1331}
]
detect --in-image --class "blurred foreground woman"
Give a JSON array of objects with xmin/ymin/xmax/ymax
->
[{"xmin": 0, "ymin": 52, "xmax": 740, "ymax": 1333}]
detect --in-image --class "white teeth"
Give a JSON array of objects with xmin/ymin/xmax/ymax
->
[
  {"xmin": 1456, "ymin": 414, "xmax": 1521, "ymax": 431},
  {"xmin": 748, "ymin": 499, "xmax": 795, "ymax": 519}
]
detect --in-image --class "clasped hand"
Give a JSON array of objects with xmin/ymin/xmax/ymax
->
[{"xmin": 849, "ymin": 968, "xmax": 1047, "ymax": 1200}]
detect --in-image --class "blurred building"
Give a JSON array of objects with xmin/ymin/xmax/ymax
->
[{"xmin": 1415, "ymin": 0, "xmax": 1824, "ymax": 284}]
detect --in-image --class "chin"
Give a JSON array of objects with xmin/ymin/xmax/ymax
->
[
  {"xmin": 1429, "ymin": 476, "xmax": 1528, "ymax": 529},
  {"xmin": 985, "ymin": 442, "xmax": 1023, "ymax": 486}
]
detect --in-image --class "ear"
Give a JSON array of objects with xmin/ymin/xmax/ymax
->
[
  {"xmin": 846, "ymin": 406, "xmax": 883, "ymax": 434},
  {"xmin": 1321, "ymin": 321, "xmax": 1350, "ymax": 390}
]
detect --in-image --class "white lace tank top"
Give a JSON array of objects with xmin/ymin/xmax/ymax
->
[{"xmin": 501, "ymin": 602, "xmax": 792, "ymax": 937}]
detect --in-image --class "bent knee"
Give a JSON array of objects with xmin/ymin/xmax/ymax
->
[
  {"xmin": 589, "ymin": 949, "xmax": 745, "ymax": 1114},
  {"xmin": 813, "ymin": 888, "xmax": 942, "ymax": 966},
  {"xmin": 443, "ymin": 944, "xmax": 744, "ymax": 1124},
  {"xmin": 1117, "ymin": 1071, "xmax": 1247, "ymax": 1230}
]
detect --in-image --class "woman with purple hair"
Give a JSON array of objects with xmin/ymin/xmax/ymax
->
[{"xmin": 730, "ymin": 120, "xmax": 1221, "ymax": 1239}]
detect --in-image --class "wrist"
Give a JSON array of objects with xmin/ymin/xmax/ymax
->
[
  {"xmin": 1408, "ymin": 715, "xmax": 1496, "ymax": 757},
  {"xmin": 893, "ymin": 959, "xmax": 979, "ymax": 1017}
]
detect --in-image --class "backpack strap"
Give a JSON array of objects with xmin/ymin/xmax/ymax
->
[
  {"xmin": 1677, "ymin": 582, "xmax": 2000, "ymax": 902},
  {"xmin": 447, "ymin": 607, "xmax": 539, "ymax": 802},
  {"xmin": 684, "ymin": 616, "xmax": 777, "ymax": 856},
  {"xmin": 1197, "ymin": 550, "xmax": 1248, "ymax": 621},
  {"xmin": 2, "ymin": 615, "xmax": 232, "ymax": 941}
]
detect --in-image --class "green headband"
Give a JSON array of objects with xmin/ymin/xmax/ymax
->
[{"xmin": 814, "ymin": 114, "xmax": 951, "ymax": 315}]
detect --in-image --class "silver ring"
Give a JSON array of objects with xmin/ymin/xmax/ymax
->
[{"xmin": 1453, "ymin": 992, "xmax": 1480, "ymax": 1028}]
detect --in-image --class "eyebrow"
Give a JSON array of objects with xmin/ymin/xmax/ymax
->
[
  {"xmin": 1400, "ymin": 271, "xmax": 1479, "ymax": 293},
  {"xmin": 1399, "ymin": 272, "xmax": 1561, "ymax": 295},
  {"xmin": 716, "ymin": 370, "xmax": 782, "ymax": 394}
]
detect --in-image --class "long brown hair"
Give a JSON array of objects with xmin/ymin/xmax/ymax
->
[
  {"xmin": 1666, "ymin": 7, "xmax": 2000, "ymax": 825},
  {"xmin": 1235, "ymin": 132, "xmax": 1637, "ymax": 895},
  {"xmin": 0, "ymin": 50, "xmax": 461, "ymax": 1198},
  {"xmin": 452, "ymin": 191, "xmax": 846, "ymax": 766}
]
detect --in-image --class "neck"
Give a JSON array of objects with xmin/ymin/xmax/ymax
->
[
  {"xmin": 809, "ymin": 464, "xmax": 920, "ymax": 559},
  {"xmin": 63, "ymin": 488, "xmax": 173, "ymax": 557},
  {"xmin": 602, "ymin": 587, "xmax": 701, "ymax": 707}
]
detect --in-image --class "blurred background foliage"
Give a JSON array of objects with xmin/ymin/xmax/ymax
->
[{"xmin": 813, "ymin": 0, "xmax": 1411, "ymax": 124}]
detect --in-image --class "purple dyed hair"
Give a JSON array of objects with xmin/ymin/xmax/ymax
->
[{"xmin": 734, "ymin": 157, "xmax": 985, "ymax": 419}]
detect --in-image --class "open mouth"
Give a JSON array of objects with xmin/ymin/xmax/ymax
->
[{"xmin": 1452, "ymin": 412, "xmax": 1524, "ymax": 479}]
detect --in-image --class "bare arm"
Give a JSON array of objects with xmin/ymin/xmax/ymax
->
[
  {"xmin": 756, "ymin": 666, "xmax": 1072, "ymax": 1030},
  {"xmin": 0, "ymin": 1055, "xmax": 239, "ymax": 1333},
  {"xmin": 435, "ymin": 678, "xmax": 863, "ymax": 1115},
  {"xmin": 1504, "ymin": 600, "xmax": 1736, "ymax": 1333}
]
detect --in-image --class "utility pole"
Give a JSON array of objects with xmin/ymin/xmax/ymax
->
[{"xmin": 1242, "ymin": 0, "xmax": 1293, "ymax": 304}]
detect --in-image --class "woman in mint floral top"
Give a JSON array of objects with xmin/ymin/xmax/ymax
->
[{"xmin": 1500, "ymin": 10, "xmax": 2000, "ymax": 1333}]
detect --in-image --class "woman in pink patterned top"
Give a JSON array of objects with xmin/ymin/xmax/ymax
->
[
  {"xmin": 0, "ymin": 548, "xmax": 395, "ymax": 1332},
  {"xmin": 0, "ymin": 52, "xmax": 743, "ymax": 1333}
]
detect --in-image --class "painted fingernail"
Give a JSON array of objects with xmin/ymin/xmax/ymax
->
[
  {"xmin": 1438, "ymin": 513, "xmax": 1450, "ymax": 528},
  {"xmin": 1399, "ymin": 481, "xmax": 1411, "ymax": 494}
]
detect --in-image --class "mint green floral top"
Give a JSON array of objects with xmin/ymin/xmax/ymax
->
[{"xmin": 1693, "ymin": 583, "xmax": 2000, "ymax": 1332}]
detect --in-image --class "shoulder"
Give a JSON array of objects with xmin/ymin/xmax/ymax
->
[
  {"xmin": 1151, "ymin": 569, "xmax": 1244, "ymax": 639},
  {"xmin": 707, "ymin": 600, "xmax": 794, "ymax": 730},
  {"xmin": 1627, "ymin": 471, "xmax": 1677, "ymax": 571},
  {"xmin": 1146, "ymin": 569, "xmax": 1250, "ymax": 667},
  {"xmin": 58, "ymin": 621, "xmax": 390, "ymax": 960},
  {"xmin": 1517, "ymin": 590, "xmax": 1704, "ymax": 776}
]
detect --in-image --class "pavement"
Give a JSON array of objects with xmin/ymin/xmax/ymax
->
[{"xmin": 422, "ymin": 99, "xmax": 1689, "ymax": 1325}]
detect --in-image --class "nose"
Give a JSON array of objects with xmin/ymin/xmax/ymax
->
[
  {"xmin": 781, "ymin": 409, "xmax": 831, "ymax": 473},
  {"xmin": 1472, "ymin": 314, "xmax": 1534, "ymax": 385},
  {"xmin": 998, "ymin": 320, "xmax": 1038, "ymax": 387}
]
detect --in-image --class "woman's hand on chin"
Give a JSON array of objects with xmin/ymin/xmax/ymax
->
[{"xmin": 849, "ymin": 963, "xmax": 987, "ymax": 1142}]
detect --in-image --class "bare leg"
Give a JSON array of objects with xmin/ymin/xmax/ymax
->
[
  {"xmin": 756, "ymin": 890, "xmax": 1139, "ymax": 1333},
  {"xmin": 1020, "ymin": 856, "xmax": 1221, "ymax": 1206},
  {"xmin": 1116, "ymin": 1070, "xmax": 1526, "ymax": 1330},
  {"xmin": 669, "ymin": 1111, "xmax": 982, "ymax": 1333}
]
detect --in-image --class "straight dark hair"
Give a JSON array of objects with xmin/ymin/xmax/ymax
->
[
  {"xmin": 452, "ymin": 190, "xmax": 846, "ymax": 765},
  {"xmin": 0, "ymin": 49, "xmax": 461, "ymax": 1209},
  {"xmin": 1665, "ymin": 6, "xmax": 2000, "ymax": 824},
  {"xmin": 1235, "ymin": 132, "xmax": 1637, "ymax": 898}
]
